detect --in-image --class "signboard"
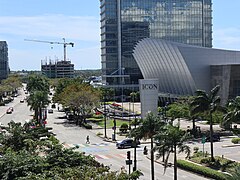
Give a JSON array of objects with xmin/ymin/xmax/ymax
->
[
  {"xmin": 126, "ymin": 160, "xmax": 133, "ymax": 165},
  {"xmin": 139, "ymin": 79, "xmax": 159, "ymax": 118},
  {"xmin": 202, "ymin": 135, "xmax": 206, "ymax": 144}
]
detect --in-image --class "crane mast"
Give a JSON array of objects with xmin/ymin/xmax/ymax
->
[{"xmin": 24, "ymin": 38, "xmax": 74, "ymax": 61}]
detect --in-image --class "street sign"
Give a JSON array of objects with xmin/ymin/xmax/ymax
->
[
  {"xmin": 126, "ymin": 160, "xmax": 132, "ymax": 165},
  {"xmin": 202, "ymin": 135, "xmax": 206, "ymax": 144}
]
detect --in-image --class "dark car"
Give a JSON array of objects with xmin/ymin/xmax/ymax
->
[
  {"xmin": 206, "ymin": 134, "xmax": 220, "ymax": 142},
  {"xmin": 48, "ymin": 109, "xmax": 53, "ymax": 113},
  {"xmin": 116, "ymin": 139, "xmax": 140, "ymax": 149}
]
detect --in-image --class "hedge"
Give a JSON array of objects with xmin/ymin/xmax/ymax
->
[
  {"xmin": 231, "ymin": 137, "xmax": 240, "ymax": 144},
  {"xmin": 177, "ymin": 160, "xmax": 230, "ymax": 180}
]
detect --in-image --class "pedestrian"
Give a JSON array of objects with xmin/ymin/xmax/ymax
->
[
  {"xmin": 121, "ymin": 166, "xmax": 126, "ymax": 173},
  {"xmin": 86, "ymin": 135, "xmax": 90, "ymax": 144}
]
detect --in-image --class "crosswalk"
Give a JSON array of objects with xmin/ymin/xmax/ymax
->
[
  {"xmin": 63, "ymin": 142, "xmax": 110, "ymax": 148},
  {"xmin": 93, "ymin": 153, "xmax": 126, "ymax": 160}
]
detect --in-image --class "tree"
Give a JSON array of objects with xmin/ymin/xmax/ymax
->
[
  {"xmin": 153, "ymin": 124, "xmax": 190, "ymax": 180},
  {"xmin": 129, "ymin": 112, "xmax": 165, "ymax": 180},
  {"xmin": 26, "ymin": 74, "xmax": 49, "ymax": 93},
  {"xmin": 190, "ymin": 85, "xmax": 222, "ymax": 162},
  {"xmin": 59, "ymin": 83, "xmax": 100, "ymax": 125},
  {"xmin": 27, "ymin": 90, "xmax": 50, "ymax": 124},
  {"xmin": 223, "ymin": 96, "xmax": 240, "ymax": 130},
  {"xmin": 52, "ymin": 77, "xmax": 84, "ymax": 103},
  {"xmin": 0, "ymin": 120, "xmax": 143, "ymax": 180},
  {"xmin": 2, "ymin": 74, "xmax": 22, "ymax": 94}
]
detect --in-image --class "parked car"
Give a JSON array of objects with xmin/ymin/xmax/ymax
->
[
  {"xmin": 6, "ymin": 108, "xmax": 12, "ymax": 114},
  {"xmin": 206, "ymin": 134, "xmax": 220, "ymax": 142},
  {"xmin": 48, "ymin": 109, "xmax": 53, "ymax": 113},
  {"xmin": 9, "ymin": 107, "xmax": 14, "ymax": 112},
  {"xmin": 116, "ymin": 139, "xmax": 140, "ymax": 149},
  {"xmin": 20, "ymin": 99, "xmax": 24, "ymax": 103}
]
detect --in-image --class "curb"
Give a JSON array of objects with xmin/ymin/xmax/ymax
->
[{"xmin": 222, "ymin": 144, "xmax": 240, "ymax": 148}]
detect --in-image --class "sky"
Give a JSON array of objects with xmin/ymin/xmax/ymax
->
[{"xmin": 0, "ymin": 0, "xmax": 240, "ymax": 71}]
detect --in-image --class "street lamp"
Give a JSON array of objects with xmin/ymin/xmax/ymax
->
[
  {"xmin": 103, "ymin": 95, "xmax": 107, "ymax": 138},
  {"xmin": 130, "ymin": 92, "xmax": 137, "ymax": 171}
]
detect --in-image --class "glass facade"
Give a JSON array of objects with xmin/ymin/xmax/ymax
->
[
  {"xmin": 0, "ymin": 41, "xmax": 9, "ymax": 81},
  {"xmin": 100, "ymin": 0, "xmax": 212, "ymax": 87}
]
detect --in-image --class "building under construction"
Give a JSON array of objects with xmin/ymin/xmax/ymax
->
[{"xmin": 41, "ymin": 59, "xmax": 74, "ymax": 78}]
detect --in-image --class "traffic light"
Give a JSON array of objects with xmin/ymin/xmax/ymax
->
[{"xmin": 127, "ymin": 151, "xmax": 131, "ymax": 160}]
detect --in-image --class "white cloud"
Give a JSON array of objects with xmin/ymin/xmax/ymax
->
[
  {"xmin": 0, "ymin": 14, "xmax": 101, "ymax": 70},
  {"xmin": 213, "ymin": 27, "xmax": 240, "ymax": 50},
  {"xmin": 0, "ymin": 14, "xmax": 100, "ymax": 41}
]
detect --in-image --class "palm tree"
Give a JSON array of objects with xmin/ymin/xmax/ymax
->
[
  {"xmin": 154, "ymin": 124, "xmax": 190, "ymax": 180},
  {"xmin": 229, "ymin": 166, "xmax": 240, "ymax": 180},
  {"xmin": 26, "ymin": 75, "xmax": 50, "ymax": 93},
  {"xmin": 223, "ymin": 96, "xmax": 240, "ymax": 130},
  {"xmin": 190, "ymin": 85, "xmax": 222, "ymax": 162},
  {"xmin": 27, "ymin": 90, "xmax": 50, "ymax": 125},
  {"xmin": 129, "ymin": 112, "xmax": 165, "ymax": 180}
]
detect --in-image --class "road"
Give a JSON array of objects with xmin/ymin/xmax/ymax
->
[{"xmin": 1, "ymin": 89, "xmax": 240, "ymax": 179}]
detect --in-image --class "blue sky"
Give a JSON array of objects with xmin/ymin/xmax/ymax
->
[{"xmin": 0, "ymin": 0, "xmax": 240, "ymax": 71}]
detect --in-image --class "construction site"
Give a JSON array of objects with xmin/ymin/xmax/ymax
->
[{"xmin": 25, "ymin": 38, "xmax": 75, "ymax": 78}]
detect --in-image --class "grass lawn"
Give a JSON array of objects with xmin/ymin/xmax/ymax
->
[{"xmin": 95, "ymin": 119, "xmax": 130, "ymax": 129}]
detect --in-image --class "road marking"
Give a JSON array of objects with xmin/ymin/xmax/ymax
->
[
  {"xmin": 96, "ymin": 154, "xmax": 110, "ymax": 159},
  {"xmin": 63, "ymin": 143, "xmax": 110, "ymax": 148},
  {"xmin": 93, "ymin": 153, "xmax": 126, "ymax": 160}
]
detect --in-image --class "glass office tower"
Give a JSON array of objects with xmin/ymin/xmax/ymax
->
[
  {"xmin": 0, "ymin": 41, "xmax": 9, "ymax": 80},
  {"xmin": 100, "ymin": 0, "xmax": 212, "ymax": 91}
]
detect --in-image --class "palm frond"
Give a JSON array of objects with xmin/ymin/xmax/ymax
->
[{"xmin": 210, "ymin": 85, "xmax": 220, "ymax": 98}]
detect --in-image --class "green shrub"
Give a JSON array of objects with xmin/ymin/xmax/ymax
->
[
  {"xmin": 200, "ymin": 157, "xmax": 212, "ymax": 164},
  {"xmin": 193, "ymin": 147, "xmax": 199, "ymax": 153},
  {"xmin": 231, "ymin": 137, "xmax": 240, "ymax": 144},
  {"xmin": 177, "ymin": 160, "xmax": 230, "ymax": 180},
  {"xmin": 119, "ymin": 123, "xmax": 128, "ymax": 133},
  {"xmin": 96, "ymin": 132, "xmax": 103, "ymax": 136},
  {"xmin": 83, "ymin": 123, "xmax": 92, "ymax": 129},
  {"xmin": 191, "ymin": 151, "xmax": 204, "ymax": 158}
]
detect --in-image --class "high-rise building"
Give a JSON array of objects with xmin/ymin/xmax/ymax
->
[
  {"xmin": 0, "ymin": 41, "xmax": 9, "ymax": 81},
  {"xmin": 100, "ymin": 0, "xmax": 212, "ymax": 93}
]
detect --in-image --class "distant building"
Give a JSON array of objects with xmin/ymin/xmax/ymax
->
[
  {"xmin": 100, "ymin": 0, "xmax": 212, "ymax": 93},
  {"xmin": 41, "ymin": 59, "xmax": 74, "ymax": 78},
  {"xmin": 0, "ymin": 41, "xmax": 9, "ymax": 81}
]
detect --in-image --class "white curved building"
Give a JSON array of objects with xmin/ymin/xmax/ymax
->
[{"xmin": 133, "ymin": 38, "xmax": 240, "ymax": 102}]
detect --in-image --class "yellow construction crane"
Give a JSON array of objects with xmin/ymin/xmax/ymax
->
[{"xmin": 24, "ymin": 38, "xmax": 74, "ymax": 61}]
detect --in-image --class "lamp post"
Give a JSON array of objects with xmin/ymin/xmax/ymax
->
[
  {"xmin": 133, "ymin": 112, "xmax": 137, "ymax": 172},
  {"xmin": 104, "ymin": 95, "xmax": 107, "ymax": 138},
  {"xmin": 130, "ymin": 92, "xmax": 137, "ymax": 171}
]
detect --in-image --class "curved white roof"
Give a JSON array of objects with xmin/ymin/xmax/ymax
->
[{"xmin": 133, "ymin": 38, "xmax": 240, "ymax": 96}]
